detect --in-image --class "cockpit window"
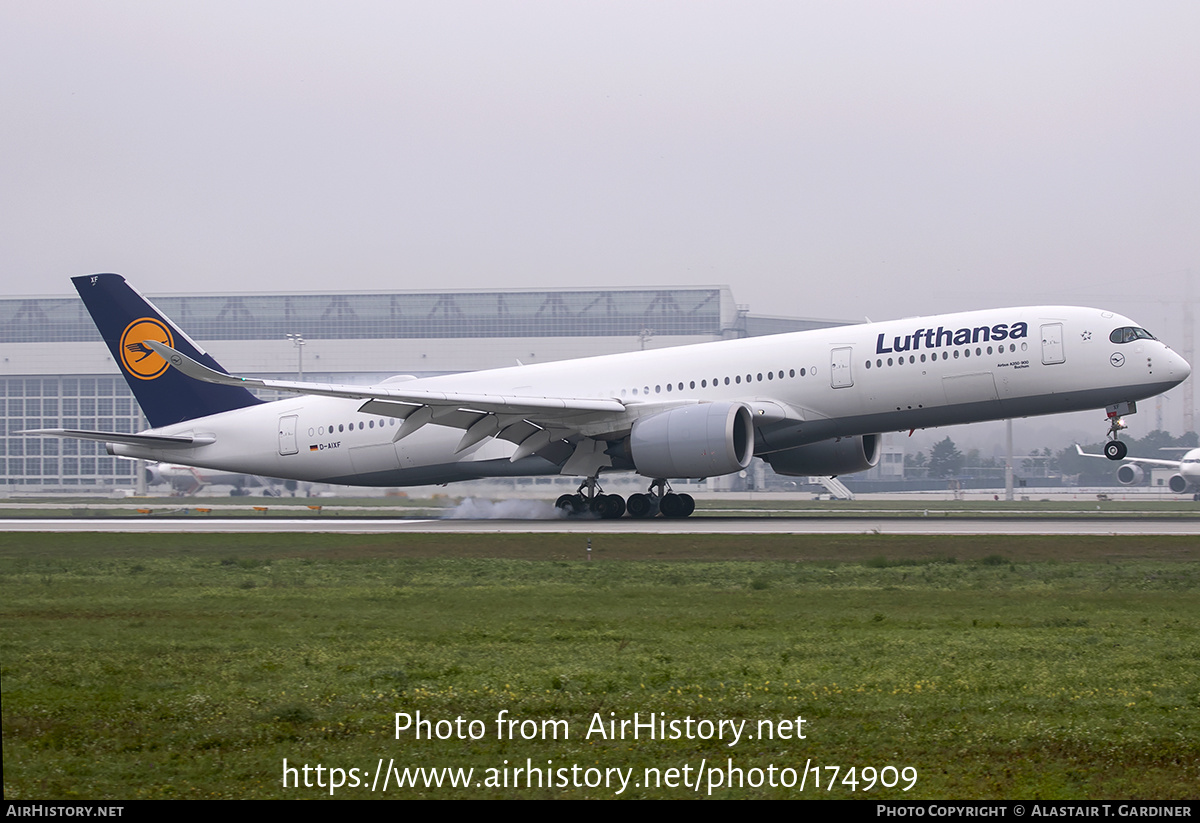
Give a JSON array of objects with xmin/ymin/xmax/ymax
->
[{"xmin": 1109, "ymin": 327, "xmax": 1157, "ymax": 344}]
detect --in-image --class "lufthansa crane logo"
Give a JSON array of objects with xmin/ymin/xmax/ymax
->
[{"xmin": 119, "ymin": 318, "xmax": 174, "ymax": 380}]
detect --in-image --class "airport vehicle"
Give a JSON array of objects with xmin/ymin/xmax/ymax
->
[
  {"xmin": 24, "ymin": 274, "xmax": 1191, "ymax": 517},
  {"xmin": 1075, "ymin": 444, "xmax": 1200, "ymax": 497}
]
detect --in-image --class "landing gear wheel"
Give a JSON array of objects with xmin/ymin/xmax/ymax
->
[
  {"xmin": 1104, "ymin": 441, "xmax": 1128, "ymax": 461},
  {"xmin": 598, "ymin": 494, "xmax": 626, "ymax": 519},
  {"xmin": 660, "ymin": 493, "xmax": 696, "ymax": 518},
  {"xmin": 627, "ymin": 493, "xmax": 653, "ymax": 519},
  {"xmin": 556, "ymin": 494, "xmax": 583, "ymax": 515}
]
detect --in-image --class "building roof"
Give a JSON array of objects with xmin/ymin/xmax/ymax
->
[{"xmin": 1, "ymin": 286, "xmax": 745, "ymax": 343}]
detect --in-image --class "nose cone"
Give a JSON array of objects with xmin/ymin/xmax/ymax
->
[{"xmin": 1166, "ymin": 347, "xmax": 1192, "ymax": 385}]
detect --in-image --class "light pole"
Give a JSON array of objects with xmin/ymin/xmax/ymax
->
[{"xmin": 286, "ymin": 333, "xmax": 305, "ymax": 380}]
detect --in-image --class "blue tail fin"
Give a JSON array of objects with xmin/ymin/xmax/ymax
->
[{"xmin": 73, "ymin": 273, "xmax": 263, "ymax": 428}]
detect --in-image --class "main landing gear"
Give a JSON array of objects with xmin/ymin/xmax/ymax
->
[
  {"xmin": 555, "ymin": 477, "xmax": 696, "ymax": 519},
  {"xmin": 556, "ymin": 477, "xmax": 626, "ymax": 519},
  {"xmin": 1103, "ymin": 401, "xmax": 1135, "ymax": 461}
]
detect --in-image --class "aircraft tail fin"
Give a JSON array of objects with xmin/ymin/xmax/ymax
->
[{"xmin": 73, "ymin": 273, "xmax": 264, "ymax": 428}]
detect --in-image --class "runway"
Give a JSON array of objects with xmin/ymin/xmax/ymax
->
[{"xmin": 3, "ymin": 516, "xmax": 1200, "ymax": 535}]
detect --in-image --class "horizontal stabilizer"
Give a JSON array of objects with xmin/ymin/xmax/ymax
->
[{"xmin": 19, "ymin": 429, "xmax": 215, "ymax": 448}]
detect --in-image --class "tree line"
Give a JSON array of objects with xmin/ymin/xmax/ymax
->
[{"xmin": 903, "ymin": 430, "xmax": 1198, "ymax": 483}]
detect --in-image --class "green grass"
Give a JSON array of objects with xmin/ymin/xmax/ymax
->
[{"xmin": 2, "ymin": 534, "xmax": 1198, "ymax": 799}]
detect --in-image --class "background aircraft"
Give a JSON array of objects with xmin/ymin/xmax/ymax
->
[
  {"xmin": 1075, "ymin": 444, "xmax": 1200, "ymax": 498},
  {"xmin": 143, "ymin": 462, "xmax": 292, "ymax": 496}
]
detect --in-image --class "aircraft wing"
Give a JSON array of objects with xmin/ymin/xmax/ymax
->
[
  {"xmin": 146, "ymin": 341, "xmax": 804, "ymax": 468},
  {"xmin": 1073, "ymin": 444, "xmax": 1181, "ymax": 469},
  {"xmin": 145, "ymin": 341, "xmax": 684, "ymax": 463},
  {"xmin": 146, "ymin": 340, "xmax": 625, "ymax": 416}
]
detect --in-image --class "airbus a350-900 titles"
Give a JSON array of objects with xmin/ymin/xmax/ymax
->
[{"xmin": 23, "ymin": 274, "xmax": 1191, "ymax": 518}]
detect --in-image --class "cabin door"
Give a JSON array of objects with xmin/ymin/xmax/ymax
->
[
  {"xmin": 1041, "ymin": 323, "xmax": 1065, "ymax": 365},
  {"xmin": 278, "ymin": 415, "xmax": 299, "ymax": 455},
  {"xmin": 830, "ymin": 346, "xmax": 854, "ymax": 388}
]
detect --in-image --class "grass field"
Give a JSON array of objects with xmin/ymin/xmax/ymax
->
[{"xmin": 2, "ymin": 532, "xmax": 1197, "ymax": 799}]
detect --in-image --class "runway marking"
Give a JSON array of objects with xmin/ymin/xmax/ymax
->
[{"xmin": 2, "ymin": 517, "xmax": 1199, "ymax": 535}]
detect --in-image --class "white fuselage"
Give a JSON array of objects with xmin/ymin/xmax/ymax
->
[
  {"xmin": 1180, "ymin": 450, "xmax": 1200, "ymax": 486},
  {"xmin": 110, "ymin": 306, "xmax": 1190, "ymax": 486}
]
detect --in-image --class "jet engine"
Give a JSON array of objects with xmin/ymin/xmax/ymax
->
[
  {"xmin": 1168, "ymin": 474, "xmax": 1191, "ymax": 494},
  {"xmin": 1115, "ymin": 464, "xmax": 1144, "ymax": 485},
  {"xmin": 762, "ymin": 434, "xmax": 882, "ymax": 477},
  {"xmin": 628, "ymin": 402, "xmax": 754, "ymax": 478}
]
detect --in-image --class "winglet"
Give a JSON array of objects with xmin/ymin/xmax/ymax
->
[{"xmin": 145, "ymin": 340, "xmax": 260, "ymax": 389}]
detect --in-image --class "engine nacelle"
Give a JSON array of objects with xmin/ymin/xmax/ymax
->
[
  {"xmin": 762, "ymin": 434, "xmax": 882, "ymax": 477},
  {"xmin": 1115, "ymin": 464, "xmax": 1144, "ymax": 485},
  {"xmin": 629, "ymin": 402, "xmax": 754, "ymax": 479},
  {"xmin": 1168, "ymin": 474, "xmax": 1190, "ymax": 494}
]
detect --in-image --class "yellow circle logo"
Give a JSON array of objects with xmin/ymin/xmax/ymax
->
[{"xmin": 119, "ymin": 318, "xmax": 174, "ymax": 380}]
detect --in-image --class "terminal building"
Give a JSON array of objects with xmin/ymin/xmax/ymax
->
[{"xmin": 1, "ymin": 283, "xmax": 851, "ymax": 492}]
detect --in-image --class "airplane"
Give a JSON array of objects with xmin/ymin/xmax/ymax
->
[
  {"xmin": 144, "ymin": 462, "xmax": 291, "ymax": 496},
  {"xmin": 1074, "ymin": 444, "xmax": 1200, "ymax": 498},
  {"xmin": 21, "ymin": 273, "xmax": 1192, "ymax": 518}
]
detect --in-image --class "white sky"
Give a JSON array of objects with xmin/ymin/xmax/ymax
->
[{"xmin": 2, "ymin": 1, "xmax": 1197, "ymax": 444}]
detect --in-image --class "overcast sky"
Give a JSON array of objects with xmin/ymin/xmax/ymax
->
[{"xmin": 2, "ymin": 1, "xmax": 1196, "ymax": 441}]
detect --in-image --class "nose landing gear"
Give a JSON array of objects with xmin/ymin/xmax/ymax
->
[{"xmin": 1103, "ymin": 401, "xmax": 1136, "ymax": 461}]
